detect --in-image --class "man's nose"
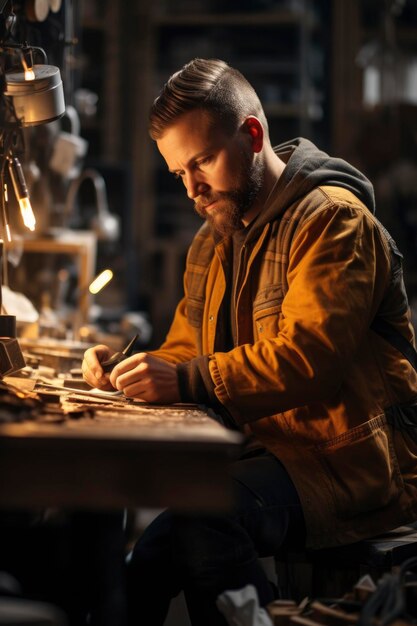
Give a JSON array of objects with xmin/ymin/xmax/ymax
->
[{"xmin": 185, "ymin": 173, "xmax": 209, "ymax": 199}]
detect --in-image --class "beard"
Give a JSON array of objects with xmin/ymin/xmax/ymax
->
[{"xmin": 193, "ymin": 155, "xmax": 265, "ymax": 237}]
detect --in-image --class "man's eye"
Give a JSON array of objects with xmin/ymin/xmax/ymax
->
[{"xmin": 196, "ymin": 156, "xmax": 212, "ymax": 168}]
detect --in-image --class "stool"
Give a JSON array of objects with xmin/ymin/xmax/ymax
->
[{"xmin": 275, "ymin": 523, "xmax": 417, "ymax": 601}]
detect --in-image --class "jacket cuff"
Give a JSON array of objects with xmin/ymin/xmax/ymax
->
[
  {"xmin": 177, "ymin": 357, "xmax": 237, "ymax": 429},
  {"xmin": 177, "ymin": 356, "xmax": 213, "ymax": 404}
]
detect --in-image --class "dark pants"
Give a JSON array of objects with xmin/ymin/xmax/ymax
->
[{"xmin": 127, "ymin": 449, "xmax": 306, "ymax": 626}]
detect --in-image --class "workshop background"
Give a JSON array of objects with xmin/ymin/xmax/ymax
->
[{"xmin": 2, "ymin": 0, "xmax": 417, "ymax": 349}]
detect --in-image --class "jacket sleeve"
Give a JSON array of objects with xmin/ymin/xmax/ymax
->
[
  {"xmin": 148, "ymin": 294, "xmax": 198, "ymax": 364},
  {"xmin": 208, "ymin": 203, "xmax": 392, "ymax": 424}
]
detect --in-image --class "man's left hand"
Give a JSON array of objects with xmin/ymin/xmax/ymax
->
[{"xmin": 109, "ymin": 353, "xmax": 181, "ymax": 403}]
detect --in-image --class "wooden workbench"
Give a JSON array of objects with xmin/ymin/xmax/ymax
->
[{"xmin": 0, "ymin": 399, "xmax": 243, "ymax": 512}]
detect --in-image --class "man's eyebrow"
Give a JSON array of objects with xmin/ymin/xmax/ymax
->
[{"xmin": 168, "ymin": 150, "xmax": 211, "ymax": 174}]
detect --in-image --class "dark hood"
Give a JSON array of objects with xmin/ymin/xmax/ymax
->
[{"xmin": 247, "ymin": 137, "xmax": 375, "ymax": 238}]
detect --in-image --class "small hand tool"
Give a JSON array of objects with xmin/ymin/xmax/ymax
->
[{"xmin": 101, "ymin": 334, "xmax": 139, "ymax": 373}]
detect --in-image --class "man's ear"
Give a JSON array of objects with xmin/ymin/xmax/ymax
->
[{"xmin": 243, "ymin": 116, "xmax": 264, "ymax": 153}]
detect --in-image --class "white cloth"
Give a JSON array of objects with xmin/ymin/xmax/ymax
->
[{"xmin": 216, "ymin": 584, "xmax": 273, "ymax": 626}]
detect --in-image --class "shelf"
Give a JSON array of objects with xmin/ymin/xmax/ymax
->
[
  {"xmin": 152, "ymin": 10, "xmax": 316, "ymax": 27},
  {"xmin": 8, "ymin": 231, "xmax": 97, "ymax": 327}
]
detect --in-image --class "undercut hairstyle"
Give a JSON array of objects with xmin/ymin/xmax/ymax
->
[{"xmin": 149, "ymin": 58, "xmax": 269, "ymax": 140}]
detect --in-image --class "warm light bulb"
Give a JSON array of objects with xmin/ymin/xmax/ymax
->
[
  {"xmin": 8, "ymin": 156, "xmax": 36, "ymax": 232},
  {"xmin": 18, "ymin": 197, "xmax": 36, "ymax": 231},
  {"xmin": 2, "ymin": 184, "xmax": 11, "ymax": 242},
  {"xmin": 89, "ymin": 269, "xmax": 113, "ymax": 294},
  {"xmin": 24, "ymin": 69, "xmax": 35, "ymax": 81}
]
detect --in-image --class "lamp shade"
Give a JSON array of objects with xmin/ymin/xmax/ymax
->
[{"xmin": 4, "ymin": 64, "xmax": 65, "ymax": 126}]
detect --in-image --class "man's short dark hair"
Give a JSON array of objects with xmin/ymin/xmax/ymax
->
[{"xmin": 149, "ymin": 58, "xmax": 268, "ymax": 140}]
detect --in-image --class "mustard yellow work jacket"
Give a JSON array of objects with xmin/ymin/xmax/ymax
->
[{"xmin": 152, "ymin": 185, "xmax": 417, "ymax": 548}]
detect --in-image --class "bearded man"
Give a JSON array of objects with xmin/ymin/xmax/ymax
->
[{"xmin": 82, "ymin": 59, "xmax": 417, "ymax": 626}]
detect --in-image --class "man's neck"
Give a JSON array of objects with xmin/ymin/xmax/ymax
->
[{"xmin": 242, "ymin": 147, "xmax": 286, "ymax": 226}]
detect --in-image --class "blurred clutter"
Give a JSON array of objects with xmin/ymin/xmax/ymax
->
[
  {"xmin": 0, "ymin": 0, "xmax": 147, "ymax": 379},
  {"xmin": 215, "ymin": 559, "xmax": 417, "ymax": 626}
]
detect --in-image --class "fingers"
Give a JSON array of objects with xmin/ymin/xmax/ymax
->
[
  {"xmin": 82, "ymin": 345, "xmax": 116, "ymax": 390},
  {"xmin": 82, "ymin": 350, "xmax": 180, "ymax": 402},
  {"xmin": 109, "ymin": 353, "xmax": 180, "ymax": 403},
  {"xmin": 115, "ymin": 377, "xmax": 156, "ymax": 401},
  {"xmin": 109, "ymin": 351, "xmax": 144, "ymax": 377},
  {"xmin": 109, "ymin": 353, "xmax": 147, "ymax": 393}
]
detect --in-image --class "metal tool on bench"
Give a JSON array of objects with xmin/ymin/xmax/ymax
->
[{"xmin": 101, "ymin": 334, "xmax": 139, "ymax": 373}]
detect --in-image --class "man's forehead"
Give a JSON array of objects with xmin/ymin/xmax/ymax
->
[
  {"xmin": 157, "ymin": 109, "xmax": 224, "ymax": 167},
  {"xmin": 159, "ymin": 109, "xmax": 215, "ymax": 144}
]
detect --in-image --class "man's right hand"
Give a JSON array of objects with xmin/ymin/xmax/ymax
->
[{"xmin": 82, "ymin": 344, "xmax": 116, "ymax": 390}]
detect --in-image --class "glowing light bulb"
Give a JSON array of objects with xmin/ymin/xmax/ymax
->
[
  {"xmin": 7, "ymin": 156, "xmax": 36, "ymax": 232},
  {"xmin": 89, "ymin": 269, "xmax": 113, "ymax": 294},
  {"xmin": 24, "ymin": 69, "xmax": 35, "ymax": 81},
  {"xmin": 2, "ymin": 184, "xmax": 11, "ymax": 242},
  {"xmin": 18, "ymin": 197, "xmax": 36, "ymax": 231}
]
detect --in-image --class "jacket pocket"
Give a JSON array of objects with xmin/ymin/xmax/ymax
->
[
  {"xmin": 253, "ymin": 287, "xmax": 283, "ymax": 339},
  {"xmin": 316, "ymin": 415, "xmax": 404, "ymax": 519}
]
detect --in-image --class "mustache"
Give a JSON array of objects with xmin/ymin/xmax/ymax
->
[{"xmin": 194, "ymin": 191, "xmax": 233, "ymax": 213}]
